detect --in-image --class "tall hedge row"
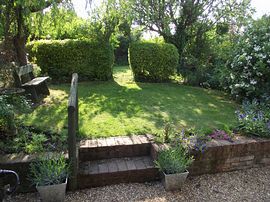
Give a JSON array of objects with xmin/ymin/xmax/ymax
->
[
  {"xmin": 129, "ymin": 42, "xmax": 179, "ymax": 82},
  {"xmin": 27, "ymin": 40, "xmax": 114, "ymax": 82}
]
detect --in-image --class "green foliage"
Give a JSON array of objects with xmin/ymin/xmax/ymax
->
[
  {"xmin": 1, "ymin": 126, "xmax": 67, "ymax": 154},
  {"xmin": 226, "ymin": 15, "xmax": 270, "ymax": 100},
  {"xmin": 132, "ymin": 0, "xmax": 253, "ymax": 76},
  {"xmin": 29, "ymin": 154, "xmax": 69, "ymax": 186},
  {"xmin": 236, "ymin": 99, "xmax": 270, "ymax": 138},
  {"xmin": 155, "ymin": 146, "xmax": 194, "ymax": 174},
  {"xmin": 173, "ymin": 128, "xmax": 211, "ymax": 152},
  {"xmin": 27, "ymin": 39, "xmax": 114, "ymax": 82},
  {"xmin": 30, "ymin": 8, "xmax": 89, "ymax": 40},
  {"xmin": 0, "ymin": 95, "xmax": 30, "ymax": 134},
  {"xmin": 25, "ymin": 133, "xmax": 48, "ymax": 153},
  {"xmin": 129, "ymin": 42, "xmax": 179, "ymax": 82}
]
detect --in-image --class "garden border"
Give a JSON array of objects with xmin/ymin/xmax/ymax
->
[
  {"xmin": 1, "ymin": 135, "xmax": 270, "ymax": 193},
  {"xmin": 152, "ymin": 135, "xmax": 270, "ymax": 175}
]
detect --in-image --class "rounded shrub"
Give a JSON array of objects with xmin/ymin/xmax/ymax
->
[
  {"xmin": 129, "ymin": 42, "xmax": 179, "ymax": 82},
  {"xmin": 27, "ymin": 39, "xmax": 114, "ymax": 82},
  {"xmin": 227, "ymin": 15, "xmax": 270, "ymax": 100}
]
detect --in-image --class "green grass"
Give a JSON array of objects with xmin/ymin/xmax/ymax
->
[{"xmin": 21, "ymin": 66, "xmax": 238, "ymax": 138}]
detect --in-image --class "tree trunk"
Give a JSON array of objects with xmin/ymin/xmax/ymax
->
[
  {"xmin": 14, "ymin": 5, "xmax": 28, "ymax": 66},
  {"xmin": 13, "ymin": 36, "xmax": 27, "ymax": 66}
]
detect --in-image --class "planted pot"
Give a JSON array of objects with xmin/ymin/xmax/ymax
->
[
  {"xmin": 162, "ymin": 170, "xmax": 189, "ymax": 191},
  {"xmin": 36, "ymin": 178, "xmax": 67, "ymax": 202}
]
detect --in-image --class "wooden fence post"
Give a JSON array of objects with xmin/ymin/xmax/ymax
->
[{"xmin": 68, "ymin": 73, "xmax": 78, "ymax": 191}]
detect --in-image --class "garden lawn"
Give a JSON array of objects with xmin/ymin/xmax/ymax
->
[{"xmin": 20, "ymin": 66, "xmax": 238, "ymax": 138}]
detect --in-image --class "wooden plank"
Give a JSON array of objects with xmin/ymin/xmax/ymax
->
[
  {"xmin": 22, "ymin": 77, "xmax": 49, "ymax": 86},
  {"xmin": 122, "ymin": 137, "xmax": 133, "ymax": 145},
  {"xmin": 116, "ymin": 158, "xmax": 128, "ymax": 171},
  {"xmin": 98, "ymin": 160, "xmax": 109, "ymax": 174},
  {"xmin": 142, "ymin": 156, "xmax": 154, "ymax": 168},
  {"xmin": 17, "ymin": 64, "xmax": 33, "ymax": 76},
  {"xmin": 68, "ymin": 73, "xmax": 79, "ymax": 191},
  {"xmin": 107, "ymin": 159, "xmax": 118, "ymax": 173},
  {"xmin": 130, "ymin": 135, "xmax": 142, "ymax": 144},
  {"xmin": 134, "ymin": 157, "xmax": 146, "ymax": 170},
  {"xmin": 89, "ymin": 161, "xmax": 99, "ymax": 174},
  {"xmin": 68, "ymin": 73, "xmax": 78, "ymax": 108},
  {"xmin": 138, "ymin": 135, "xmax": 149, "ymax": 144},
  {"xmin": 126, "ymin": 158, "xmax": 137, "ymax": 170}
]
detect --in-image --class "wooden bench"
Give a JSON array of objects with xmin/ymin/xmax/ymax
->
[{"xmin": 13, "ymin": 64, "xmax": 50, "ymax": 102}]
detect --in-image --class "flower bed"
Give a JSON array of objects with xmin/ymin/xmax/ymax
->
[
  {"xmin": 151, "ymin": 135, "xmax": 270, "ymax": 175},
  {"xmin": 1, "ymin": 135, "xmax": 270, "ymax": 193}
]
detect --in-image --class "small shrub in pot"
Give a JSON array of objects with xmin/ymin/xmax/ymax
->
[
  {"xmin": 29, "ymin": 154, "xmax": 69, "ymax": 202},
  {"xmin": 155, "ymin": 146, "xmax": 194, "ymax": 191}
]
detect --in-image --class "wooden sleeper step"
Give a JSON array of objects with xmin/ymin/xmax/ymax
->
[
  {"xmin": 77, "ymin": 156, "xmax": 160, "ymax": 188},
  {"xmin": 79, "ymin": 135, "xmax": 154, "ymax": 161}
]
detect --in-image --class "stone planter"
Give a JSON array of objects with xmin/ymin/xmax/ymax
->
[
  {"xmin": 162, "ymin": 170, "xmax": 189, "ymax": 191},
  {"xmin": 36, "ymin": 178, "xmax": 67, "ymax": 202}
]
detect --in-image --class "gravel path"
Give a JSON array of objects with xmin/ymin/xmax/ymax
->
[{"xmin": 6, "ymin": 166, "xmax": 270, "ymax": 202}]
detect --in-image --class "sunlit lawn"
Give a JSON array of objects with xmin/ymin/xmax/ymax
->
[{"xmin": 21, "ymin": 66, "xmax": 238, "ymax": 138}]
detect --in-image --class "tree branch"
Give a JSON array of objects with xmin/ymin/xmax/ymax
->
[{"xmin": 29, "ymin": 0, "xmax": 63, "ymax": 13}]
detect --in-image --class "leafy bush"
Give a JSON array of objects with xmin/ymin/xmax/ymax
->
[
  {"xmin": 27, "ymin": 39, "xmax": 114, "ymax": 82},
  {"xmin": 29, "ymin": 154, "xmax": 69, "ymax": 186},
  {"xmin": 0, "ymin": 95, "xmax": 30, "ymax": 135},
  {"xmin": 236, "ymin": 99, "xmax": 270, "ymax": 137},
  {"xmin": 129, "ymin": 42, "xmax": 179, "ymax": 82},
  {"xmin": 155, "ymin": 146, "xmax": 194, "ymax": 174},
  {"xmin": 174, "ymin": 128, "xmax": 211, "ymax": 153},
  {"xmin": 1, "ymin": 126, "xmax": 67, "ymax": 154},
  {"xmin": 227, "ymin": 16, "xmax": 270, "ymax": 100}
]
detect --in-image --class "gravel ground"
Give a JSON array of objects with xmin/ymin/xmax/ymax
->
[{"xmin": 6, "ymin": 166, "xmax": 270, "ymax": 202}]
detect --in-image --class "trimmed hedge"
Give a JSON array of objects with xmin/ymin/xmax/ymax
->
[
  {"xmin": 129, "ymin": 42, "xmax": 179, "ymax": 82},
  {"xmin": 27, "ymin": 40, "xmax": 114, "ymax": 82}
]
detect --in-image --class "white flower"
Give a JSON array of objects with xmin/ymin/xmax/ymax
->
[
  {"xmin": 254, "ymin": 46, "xmax": 261, "ymax": 51},
  {"xmin": 250, "ymin": 80, "xmax": 257, "ymax": 85}
]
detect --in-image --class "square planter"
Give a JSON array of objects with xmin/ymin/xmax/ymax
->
[
  {"xmin": 162, "ymin": 170, "xmax": 189, "ymax": 191},
  {"xmin": 36, "ymin": 178, "xmax": 67, "ymax": 202}
]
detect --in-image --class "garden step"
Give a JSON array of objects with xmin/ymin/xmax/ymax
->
[
  {"xmin": 77, "ymin": 156, "xmax": 160, "ymax": 188},
  {"xmin": 79, "ymin": 135, "xmax": 154, "ymax": 162}
]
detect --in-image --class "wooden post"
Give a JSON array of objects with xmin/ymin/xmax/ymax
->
[{"xmin": 68, "ymin": 73, "xmax": 78, "ymax": 191}]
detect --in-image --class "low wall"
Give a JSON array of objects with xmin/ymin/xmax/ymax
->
[
  {"xmin": 1, "ymin": 135, "xmax": 270, "ymax": 193},
  {"xmin": 0, "ymin": 154, "xmax": 37, "ymax": 193},
  {"xmin": 151, "ymin": 135, "xmax": 270, "ymax": 175},
  {"xmin": 0, "ymin": 152, "xmax": 68, "ymax": 193}
]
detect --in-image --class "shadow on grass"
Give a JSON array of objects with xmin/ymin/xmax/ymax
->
[{"xmin": 21, "ymin": 66, "xmax": 238, "ymax": 138}]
